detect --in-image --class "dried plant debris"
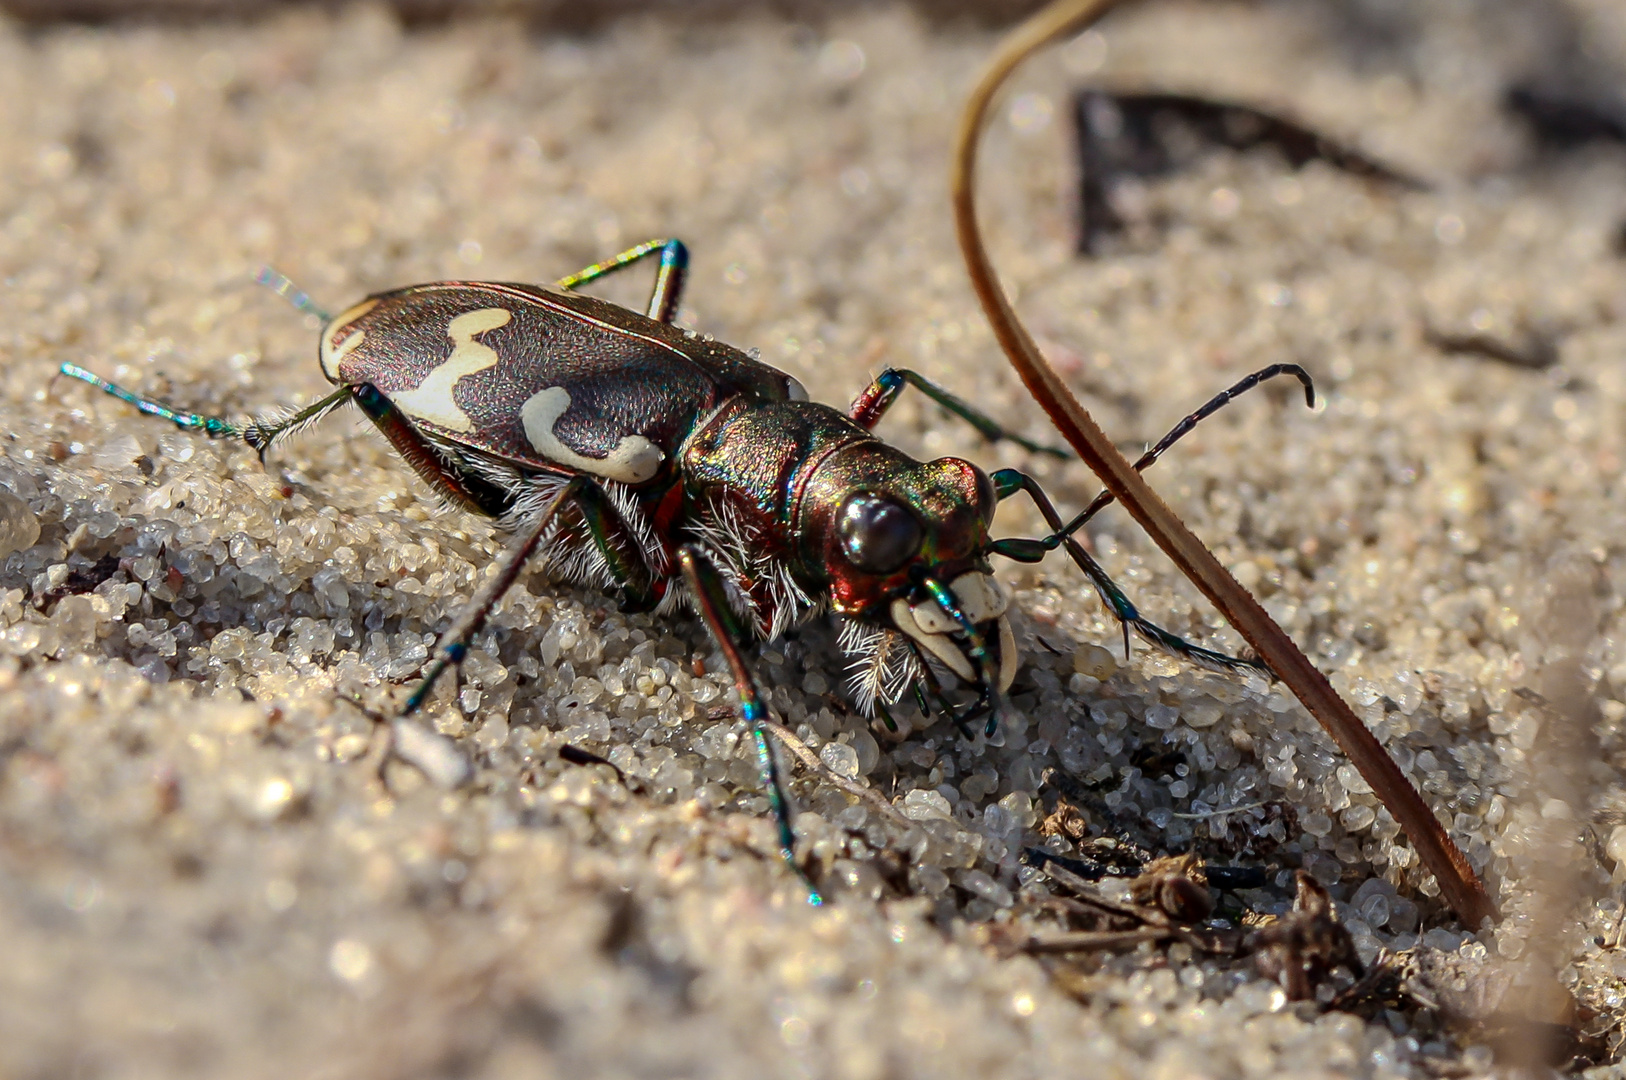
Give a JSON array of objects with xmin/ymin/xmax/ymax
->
[
  {"xmin": 1022, "ymin": 848, "xmax": 1241, "ymax": 958},
  {"xmin": 1073, "ymin": 89, "xmax": 1423, "ymax": 252},
  {"xmin": 1243, "ymin": 872, "xmax": 1363, "ymax": 1002},
  {"xmin": 1129, "ymin": 852, "xmax": 1214, "ymax": 923},
  {"xmin": 1022, "ymin": 854, "xmax": 1373, "ymax": 1010},
  {"xmin": 1020, "ymin": 853, "xmax": 1589, "ymax": 1064}
]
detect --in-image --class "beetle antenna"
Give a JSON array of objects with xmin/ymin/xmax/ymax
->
[
  {"xmin": 1053, "ymin": 363, "xmax": 1316, "ymax": 540},
  {"xmin": 255, "ymin": 266, "xmax": 332, "ymax": 322}
]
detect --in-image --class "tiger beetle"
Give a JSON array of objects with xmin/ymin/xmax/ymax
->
[{"xmin": 59, "ymin": 238, "xmax": 1312, "ymax": 904}]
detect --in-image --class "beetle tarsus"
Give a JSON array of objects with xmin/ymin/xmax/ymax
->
[{"xmin": 991, "ymin": 468, "xmax": 1269, "ymax": 677}]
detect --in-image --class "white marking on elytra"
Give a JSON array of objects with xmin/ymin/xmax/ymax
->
[
  {"xmin": 520, "ymin": 386, "xmax": 664, "ymax": 485},
  {"xmin": 392, "ymin": 307, "xmax": 512, "ymax": 432},
  {"xmin": 319, "ymin": 298, "xmax": 379, "ymax": 381}
]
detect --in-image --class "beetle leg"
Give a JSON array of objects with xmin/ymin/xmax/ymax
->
[
  {"xmin": 987, "ymin": 469, "xmax": 1270, "ymax": 677},
  {"xmin": 848, "ymin": 367, "xmax": 1069, "ymax": 457},
  {"xmin": 402, "ymin": 476, "xmax": 591, "ymax": 718},
  {"xmin": 238, "ymin": 387, "xmax": 356, "ymax": 460},
  {"xmin": 254, "ymin": 265, "xmax": 332, "ymax": 321},
  {"xmin": 568, "ymin": 479, "xmax": 664, "ymax": 612},
  {"xmin": 553, "ymin": 238, "xmax": 689, "ymax": 324},
  {"xmin": 56, "ymin": 364, "xmax": 352, "ymax": 462},
  {"xmin": 402, "ymin": 468, "xmax": 666, "ymax": 721},
  {"xmin": 678, "ymin": 544, "xmax": 823, "ymax": 906}
]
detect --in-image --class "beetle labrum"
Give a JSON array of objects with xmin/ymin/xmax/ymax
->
[{"xmin": 61, "ymin": 238, "xmax": 1311, "ymax": 903}]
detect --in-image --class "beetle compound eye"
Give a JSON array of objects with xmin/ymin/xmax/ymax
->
[{"xmin": 838, "ymin": 494, "xmax": 923, "ymax": 575}]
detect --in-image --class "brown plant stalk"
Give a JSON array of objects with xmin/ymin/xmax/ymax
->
[{"xmin": 952, "ymin": 0, "xmax": 1495, "ymax": 927}]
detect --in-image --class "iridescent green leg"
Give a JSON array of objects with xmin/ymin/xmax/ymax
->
[
  {"xmin": 987, "ymin": 470, "xmax": 1269, "ymax": 677},
  {"xmin": 980, "ymin": 364, "xmax": 1312, "ymax": 672},
  {"xmin": 56, "ymin": 364, "xmax": 352, "ymax": 462},
  {"xmin": 255, "ymin": 266, "xmax": 332, "ymax": 321},
  {"xmin": 917, "ymin": 570, "xmax": 1003, "ymax": 737},
  {"xmin": 568, "ymin": 482, "xmax": 661, "ymax": 613},
  {"xmin": 848, "ymin": 367, "xmax": 1069, "ymax": 458},
  {"xmin": 678, "ymin": 544, "xmax": 823, "ymax": 906},
  {"xmin": 554, "ymin": 238, "xmax": 689, "ymax": 324}
]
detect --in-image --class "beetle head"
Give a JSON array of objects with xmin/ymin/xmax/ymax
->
[{"xmin": 801, "ymin": 447, "xmax": 1017, "ymax": 704}]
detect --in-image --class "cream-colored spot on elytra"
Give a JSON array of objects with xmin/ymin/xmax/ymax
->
[
  {"xmin": 319, "ymin": 298, "xmax": 379, "ymax": 381},
  {"xmin": 392, "ymin": 307, "xmax": 512, "ymax": 432},
  {"xmin": 520, "ymin": 386, "xmax": 664, "ymax": 485}
]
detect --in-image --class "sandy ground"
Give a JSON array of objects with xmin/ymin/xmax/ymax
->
[{"xmin": 4, "ymin": 1, "xmax": 1626, "ymax": 1077}]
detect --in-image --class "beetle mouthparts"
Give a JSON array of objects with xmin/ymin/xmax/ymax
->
[{"xmin": 889, "ymin": 580, "xmax": 1019, "ymax": 694}]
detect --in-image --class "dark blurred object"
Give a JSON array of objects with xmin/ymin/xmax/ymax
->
[
  {"xmin": 1074, "ymin": 89, "xmax": 1424, "ymax": 254},
  {"xmin": 0, "ymin": 0, "xmax": 1053, "ymax": 26},
  {"xmin": 1506, "ymin": 84, "xmax": 1626, "ymax": 148},
  {"xmin": 1423, "ymin": 325, "xmax": 1559, "ymax": 370},
  {"xmin": 1205, "ymin": 864, "xmax": 1268, "ymax": 891}
]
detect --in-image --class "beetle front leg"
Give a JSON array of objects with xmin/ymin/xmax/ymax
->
[
  {"xmin": 678, "ymin": 544, "xmax": 823, "ymax": 906},
  {"xmin": 554, "ymin": 238, "xmax": 689, "ymax": 323},
  {"xmin": 848, "ymin": 367, "xmax": 1069, "ymax": 458},
  {"xmin": 987, "ymin": 470, "xmax": 1270, "ymax": 677}
]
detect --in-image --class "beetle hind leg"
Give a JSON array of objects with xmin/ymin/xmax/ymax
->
[
  {"xmin": 56, "ymin": 363, "xmax": 352, "ymax": 460},
  {"xmin": 402, "ymin": 476, "xmax": 592, "ymax": 719}
]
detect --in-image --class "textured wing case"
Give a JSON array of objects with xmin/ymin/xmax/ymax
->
[{"xmin": 320, "ymin": 281, "xmax": 800, "ymax": 486}]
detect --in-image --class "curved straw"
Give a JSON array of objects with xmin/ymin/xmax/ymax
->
[{"xmin": 952, "ymin": 0, "xmax": 1494, "ymax": 927}]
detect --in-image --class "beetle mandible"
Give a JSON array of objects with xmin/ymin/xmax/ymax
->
[{"xmin": 61, "ymin": 237, "xmax": 1311, "ymax": 903}]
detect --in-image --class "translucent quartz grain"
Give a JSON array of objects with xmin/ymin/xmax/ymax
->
[{"xmin": 0, "ymin": 487, "xmax": 40, "ymax": 559}]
